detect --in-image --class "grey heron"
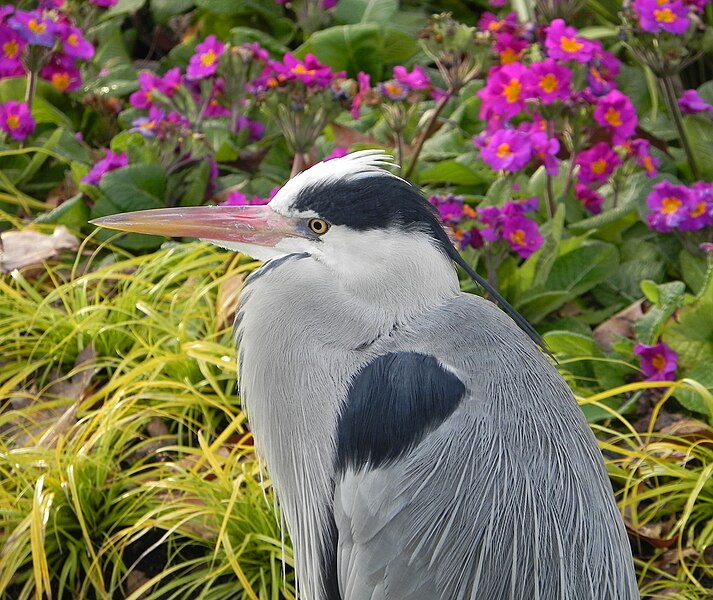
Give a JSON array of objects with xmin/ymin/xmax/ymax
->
[{"xmin": 93, "ymin": 150, "xmax": 639, "ymax": 600}]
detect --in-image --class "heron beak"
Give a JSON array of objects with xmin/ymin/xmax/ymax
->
[{"xmin": 90, "ymin": 206, "xmax": 309, "ymax": 247}]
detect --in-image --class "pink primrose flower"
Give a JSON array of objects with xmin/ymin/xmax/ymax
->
[
  {"xmin": 453, "ymin": 227, "xmax": 484, "ymax": 250},
  {"xmin": 393, "ymin": 65, "xmax": 431, "ymax": 90},
  {"xmin": 575, "ymin": 142, "xmax": 621, "ymax": 184},
  {"xmin": 633, "ymin": 343, "xmax": 678, "ymax": 381},
  {"xmin": 646, "ymin": 180, "xmax": 694, "ymax": 231},
  {"xmin": 494, "ymin": 32, "xmax": 528, "ymax": 64},
  {"xmin": 502, "ymin": 215, "xmax": 543, "ymax": 258},
  {"xmin": 9, "ymin": 9, "xmax": 57, "ymax": 47},
  {"xmin": 40, "ymin": 53, "xmax": 82, "ymax": 92},
  {"xmin": 530, "ymin": 131, "xmax": 560, "ymax": 175},
  {"xmin": 0, "ymin": 25, "xmax": 25, "ymax": 77},
  {"xmin": 526, "ymin": 59, "xmax": 571, "ymax": 104},
  {"xmin": 478, "ymin": 62, "xmax": 530, "ymax": 121},
  {"xmin": 476, "ymin": 205, "xmax": 504, "ymax": 241},
  {"xmin": 187, "ymin": 35, "xmax": 225, "ymax": 80},
  {"xmin": 82, "ymin": 150, "xmax": 128, "ymax": 185},
  {"xmin": 634, "ymin": 0, "xmax": 690, "ymax": 34},
  {"xmin": 429, "ymin": 194, "xmax": 467, "ymax": 226},
  {"xmin": 628, "ymin": 138, "xmax": 659, "ymax": 177},
  {"xmin": 58, "ymin": 24, "xmax": 94, "ymax": 61},
  {"xmin": 324, "ymin": 146, "xmax": 348, "ymax": 161},
  {"xmin": 478, "ymin": 12, "xmax": 518, "ymax": 34},
  {"xmin": 575, "ymin": 184, "xmax": 605, "ymax": 214},
  {"xmin": 544, "ymin": 19, "xmax": 593, "ymax": 63},
  {"xmin": 273, "ymin": 53, "xmax": 341, "ymax": 88},
  {"xmin": 351, "ymin": 71, "xmax": 371, "ymax": 118},
  {"xmin": 480, "ymin": 128, "xmax": 532, "ymax": 172},
  {"xmin": 378, "ymin": 80, "xmax": 410, "ymax": 101},
  {"xmin": 593, "ymin": 90, "xmax": 637, "ymax": 144},
  {"xmin": 586, "ymin": 41, "xmax": 620, "ymax": 96},
  {"xmin": 0, "ymin": 100, "xmax": 35, "ymax": 140},
  {"xmin": 678, "ymin": 89, "xmax": 713, "ymax": 115},
  {"xmin": 680, "ymin": 182, "xmax": 713, "ymax": 231}
]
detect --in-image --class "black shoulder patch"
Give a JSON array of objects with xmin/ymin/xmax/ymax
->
[{"xmin": 336, "ymin": 352, "xmax": 466, "ymax": 473}]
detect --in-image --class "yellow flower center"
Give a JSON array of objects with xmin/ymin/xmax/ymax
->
[
  {"xmin": 503, "ymin": 79, "xmax": 521, "ymax": 103},
  {"xmin": 560, "ymin": 36, "xmax": 583, "ymax": 53},
  {"xmin": 200, "ymin": 50, "xmax": 217, "ymax": 67},
  {"xmin": 500, "ymin": 48, "xmax": 518, "ymax": 64},
  {"xmin": 67, "ymin": 33, "xmax": 79, "ymax": 47},
  {"xmin": 661, "ymin": 196, "xmax": 682, "ymax": 214},
  {"xmin": 496, "ymin": 143, "xmax": 512, "ymax": 158},
  {"xmin": 52, "ymin": 72, "xmax": 70, "ymax": 91},
  {"xmin": 488, "ymin": 20, "xmax": 505, "ymax": 32},
  {"xmin": 651, "ymin": 354, "xmax": 666, "ymax": 371},
  {"xmin": 292, "ymin": 64, "xmax": 316, "ymax": 76},
  {"xmin": 539, "ymin": 73, "xmax": 559, "ymax": 94},
  {"xmin": 643, "ymin": 156, "xmax": 654, "ymax": 173},
  {"xmin": 690, "ymin": 201, "xmax": 706, "ymax": 218},
  {"xmin": 604, "ymin": 107, "xmax": 622, "ymax": 127},
  {"xmin": 384, "ymin": 82, "xmax": 404, "ymax": 96},
  {"xmin": 3, "ymin": 40, "xmax": 19, "ymax": 59},
  {"xmin": 7, "ymin": 115, "xmax": 19, "ymax": 129},
  {"xmin": 590, "ymin": 66, "xmax": 604, "ymax": 83},
  {"xmin": 591, "ymin": 159, "xmax": 608, "ymax": 175},
  {"xmin": 654, "ymin": 8, "xmax": 676, "ymax": 23},
  {"xmin": 29, "ymin": 19, "xmax": 47, "ymax": 34},
  {"xmin": 510, "ymin": 229, "xmax": 526, "ymax": 245}
]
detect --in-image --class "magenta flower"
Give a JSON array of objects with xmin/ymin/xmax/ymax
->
[
  {"xmin": 476, "ymin": 205, "xmax": 503, "ymax": 241},
  {"xmin": 0, "ymin": 26, "xmax": 25, "ymax": 76},
  {"xmin": 679, "ymin": 182, "xmax": 713, "ymax": 231},
  {"xmin": 40, "ymin": 54, "xmax": 82, "ymax": 92},
  {"xmin": 58, "ymin": 25, "xmax": 94, "ymax": 60},
  {"xmin": 480, "ymin": 128, "xmax": 532, "ymax": 172},
  {"xmin": 236, "ymin": 115, "xmax": 265, "ymax": 140},
  {"xmin": 429, "ymin": 194, "xmax": 468, "ymax": 225},
  {"xmin": 575, "ymin": 184, "xmax": 605, "ymax": 214},
  {"xmin": 490, "ymin": 0, "xmax": 509, "ymax": 6},
  {"xmin": 634, "ymin": 0, "xmax": 690, "ymax": 34},
  {"xmin": 530, "ymin": 131, "xmax": 560, "ymax": 175},
  {"xmin": 478, "ymin": 62, "xmax": 529, "ymax": 121},
  {"xmin": 453, "ymin": 227, "xmax": 484, "ymax": 250},
  {"xmin": 324, "ymin": 146, "xmax": 348, "ymax": 161},
  {"xmin": 82, "ymin": 150, "xmax": 128, "ymax": 185},
  {"xmin": 526, "ymin": 59, "xmax": 571, "ymax": 104},
  {"xmin": 544, "ymin": 19, "xmax": 593, "ymax": 63},
  {"xmin": 478, "ymin": 11, "xmax": 518, "ymax": 34},
  {"xmin": 502, "ymin": 215, "xmax": 543, "ymax": 258},
  {"xmin": 89, "ymin": 0, "xmax": 119, "ymax": 6},
  {"xmin": 494, "ymin": 32, "xmax": 528, "ymax": 64},
  {"xmin": 0, "ymin": 100, "xmax": 35, "ymax": 141},
  {"xmin": 222, "ymin": 191, "xmax": 250, "ymax": 206},
  {"xmin": 586, "ymin": 44, "xmax": 621, "ymax": 96},
  {"xmin": 351, "ymin": 71, "xmax": 371, "ymax": 118},
  {"xmin": 629, "ymin": 138, "xmax": 659, "ymax": 178},
  {"xmin": 130, "ymin": 68, "xmax": 182, "ymax": 109},
  {"xmin": 378, "ymin": 80, "xmax": 410, "ymax": 101},
  {"xmin": 323, "ymin": 0, "xmax": 338, "ymax": 7},
  {"xmin": 593, "ymin": 90, "xmax": 637, "ymax": 144},
  {"xmin": 9, "ymin": 10, "xmax": 56, "ymax": 47},
  {"xmin": 575, "ymin": 143, "xmax": 621, "ymax": 184},
  {"xmin": 187, "ymin": 35, "xmax": 225, "ymax": 80},
  {"xmin": 678, "ymin": 90, "xmax": 713, "ymax": 115},
  {"xmin": 272, "ymin": 53, "xmax": 341, "ymax": 88},
  {"xmin": 393, "ymin": 65, "xmax": 431, "ymax": 90},
  {"xmin": 646, "ymin": 181, "xmax": 693, "ymax": 232},
  {"xmin": 633, "ymin": 343, "xmax": 678, "ymax": 381}
]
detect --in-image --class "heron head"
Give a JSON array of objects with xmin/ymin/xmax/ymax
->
[{"xmin": 91, "ymin": 150, "xmax": 452, "ymax": 266}]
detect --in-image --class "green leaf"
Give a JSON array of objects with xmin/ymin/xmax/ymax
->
[
  {"xmin": 636, "ymin": 280, "xmax": 686, "ymax": 344},
  {"xmin": 673, "ymin": 366, "xmax": 713, "ymax": 416},
  {"xmin": 31, "ymin": 97, "xmax": 74, "ymax": 129},
  {"xmin": 195, "ymin": 0, "xmax": 281, "ymax": 18},
  {"xmin": 680, "ymin": 250, "xmax": 710, "ymax": 294},
  {"xmin": 296, "ymin": 23, "xmax": 418, "ymax": 79},
  {"xmin": 663, "ymin": 272, "xmax": 713, "ymax": 372},
  {"xmin": 34, "ymin": 194, "xmax": 90, "ymax": 229},
  {"xmin": 94, "ymin": 164, "xmax": 167, "ymax": 215},
  {"xmin": 543, "ymin": 330, "xmax": 598, "ymax": 356},
  {"xmin": 102, "ymin": 0, "xmax": 147, "ymax": 19},
  {"xmin": 150, "ymin": 0, "xmax": 194, "ymax": 23},
  {"xmin": 516, "ymin": 290, "xmax": 571, "ymax": 323},
  {"xmin": 334, "ymin": 0, "xmax": 399, "ymax": 24},
  {"xmin": 418, "ymin": 160, "xmax": 486, "ymax": 186},
  {"xmin": 229, "ymin": 27, "xmax": 290, "ymax": 57}
]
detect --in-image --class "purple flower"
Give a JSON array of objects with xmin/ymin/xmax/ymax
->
[
  {"xmin": 40, "ymin": 54, "xmax": 82, "ymax": 92},
  {"xmin": 130, "ymin": 68, "xmax": 182, "ymax": 109},
  {"xmin": 187, "ymin": 35, "xmax": 225, "ymax": 80},
  {"xmin": 222, "ymin": 191, "xmax": 250, "ymax": 206},
  {"xmin": 502, "ymin": 215, "xmax": 543, "ymax": 258},
  {"xmin": 544, "ymin": 19, "xmax": 593, "ymax": 63},
  {"xmin": 0, "ymin": 26, "xmax": 25, "ymax": 76},
  {"xmin": 89, "ymin": 0, "xmax": 119, "ymax": 6},
  {"xmin": 530, "ymin": 131, "xmax": 560, "ymax": 175},
  {"xmin": 634, "ymin": 342, "xmax": 678, "ymax": 381},
  {"xmin": 634, "ymin": 0, "xmax": 690, "ymax": 34},
  {"xmin": 628, "ymin": 138, "xmax": 659, "ymax": 177},
  {"xmin": 323, "ymin": 0, "xmax": 338, "ymax": 7},
  {"xmin": 393, "ymin": 65, "xmax": 431, "ymax": 90},
  {"xmin": 324, "ymin": 146, "xmax": 348, "ymax": 161},
  {"xmin": 494, "ymin": 32, "xmax": 528, "ymax": 64},
  {"xmin": 477, "ymin": 205, "xmax": 505, "ymax": 241},
  {"xmin": 593, "ymin": 90, "xmax": 637, "ymax": 144},
  {"xmin": 479, "ymin": 128, "xmax": 532, "ymax": 172},
  {"xmin": 429, "ymin": 194, "xmax": 467, "ymax": 225},
  {"xmin": 680, "ymin": 182, "xmax": 713, "ymax": 231},
  {"xmin": 82, "ymin": 150, "xmax": 128, "ymax": 185},
  {"xmin": 0, "ymin": 100, "xmax": 35, "ymax": 141},
  {"xmin": 575, "ymin": 143, "xmax": 621, "ymax": 184},
  {"xmin": 58, "ymin": 25, "xmax": 94, "ymax": 61},
  {"xmin": 236, "ymin": 115, "xmax": 265, "ymax": 140},
  {"xmin": 478, "ymin": 62, "xmax": 529, "ymax": 121},
  {"xmin": 9, "ymin": 10, "xmax": 56, "ymax": 47},
  {"xmin": 478, "ymin": 11, "xmax": 518, "ymax": 34},
  {"xmin": 378, "ymin": 80, "xmax": 410, "ymax": 101},
  {"xmin": 271, "ymin": 53, "xmax": 342, "ymax": 88},
  {"xmin": 646, "ymin": 181, "xmax": 693, "ymax": 232},
  {"xmin": 351, "ymin": 71, "xmax": 371, "ymax": 118},
  {"xmin": 678, "ymin": 90, "xmax": 713, "ymax": 115},
  {"xmin": 526, "ymin": 59, "xmax": 571, "ymax": 104},
  {"xmin": 453, "ymin": 227, "xmax": 484, "ymax": 250},
  {"xmin": 130, "ymin": 115, "xmax": 160, "ymax": 138},
  {"xmin": 575, "ymin": 184, "xmax": 605, "ymax": 214}
]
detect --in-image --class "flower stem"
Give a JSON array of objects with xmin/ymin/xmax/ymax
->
[
  {"xmin": 24, "ymin": 68, "xmax": 38, "ymax": 109},
  {"xmin": 291, "ymin": 152, "xmax": 306, "ymax": 179},
  {"xmin": 545, "ymin": 173, "xmax": 556, "ymax": 220},
  {"xmin": 660, "ymin": 75, "xmax": 700, "ymax": 181},
  {"xmin": 404, "ymin": 92, "xmax": 451, "ymax": 180}
]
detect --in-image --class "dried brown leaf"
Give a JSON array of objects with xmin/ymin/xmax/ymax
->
[
  {"xmin": 593, "ymin": 300, "xmax": 644, "ymax": 351},
  {"xmin": 0, "ymin": 226, "xmax": 79, "ymax": 273}
]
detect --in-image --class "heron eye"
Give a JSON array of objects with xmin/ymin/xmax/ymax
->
[{"xmin": 307, "ymin": 218, "xmax": 330, "ymax": 235}]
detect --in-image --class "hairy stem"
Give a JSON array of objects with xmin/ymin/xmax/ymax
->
[
  {"xmin": 404, "ymin": 92, "xmax": 451, "ymax": 180},
  {"xmin": 661, "ymin": 75, "xmax": 700, "ymax": 181}
]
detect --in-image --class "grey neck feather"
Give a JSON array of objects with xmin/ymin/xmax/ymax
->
[{"xmin": 235, "ymin": 233, "xmax": 458, "ymax": 600}]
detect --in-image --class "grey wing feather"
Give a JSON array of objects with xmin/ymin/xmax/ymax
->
[{"xmin": 333, "ymin": 294, "xmax": 639, "ymax": 600}]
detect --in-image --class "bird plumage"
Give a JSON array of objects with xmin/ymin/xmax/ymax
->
[{"xmin": 233, "ymin": 152, "xmax": 638, "ymax": 600}]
